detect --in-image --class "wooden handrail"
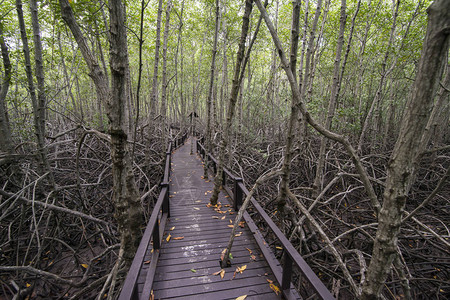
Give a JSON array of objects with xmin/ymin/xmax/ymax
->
[
  {"xmin": 196, "ymin": 138, "xmax": 335, "ymax": 300},
  {"xmin": 119, "ymin": 133, "xmax": 187, "ymax": 300}
]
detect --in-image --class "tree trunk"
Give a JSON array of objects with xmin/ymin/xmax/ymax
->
[
  {"xmin": 17, "ymin": 0, "xmax": 53, "ymax": 184},
  {"xmin": 0, "ymin": 21, "xmax": 12, "ymax": 154},
  {"xmin": 150, "ymin": 0, "xmax": 163, "ymax": 120},
  {"xmin": 210, "ymin": 0, "xmax": 256, "ymax": 205},
  {"xmin": 362, "ymin": 1, "xmax": 450, "ymax": 298},
  {"xmin": 60, "ymin": 0, "xmax": 144, "ymax": 262},
  {"xmin": 203, "ymin": 0, "xmax": 220, "ymax": 180},
  {"xmin": 312, "ymin": 0, "xmax": 347, "ymax": 197},
  {"xmin": 160, "ymin": 0, "xmax": 172, "ymax": 146}
]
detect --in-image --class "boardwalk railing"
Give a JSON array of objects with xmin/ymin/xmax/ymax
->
[
  {"xmin": 196, "ymin": 139, "xmax": 335, "ymax": 300},
  {"xmin": 119, "ymin": 133, "xmax": 187, "ymax": 300}
]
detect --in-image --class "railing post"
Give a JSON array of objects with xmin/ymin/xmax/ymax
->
[
  {"xmin": 234, "ymin": 178, "xmax": 243, "ymax": 211},
  {"xmin": 161, "ymin": 182, "xmax": 170, "ymax": 217},
  {"xmin": 153, "ymin": 218, "xmax": 160, "ymax": 250},
  {"xmin": 282, "ymin": 253, "xmax": 293, "ymax": 291}
]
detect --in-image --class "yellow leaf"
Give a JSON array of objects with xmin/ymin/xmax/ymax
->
[
  {"xmin": 173, "ymin": 237, "xmax": 184, "ymax": 240},
  {"xmin": 81, "ymin": 263, "xmax": 88, "ymax": 269},
  {"xmin": 235, "ymin": 296, "xmax": 247, "ymax": 300},
  {"xmin": 194, "ymin": 207, "xmax": 200, "ymax": 210},
  {"xmin": 229, "ymin": 220, "xmax": 232, "ymax": 224},
  {"xmin": 195, "ymin": 200, "xmax": 202, "ymax": 203},
  {"xmin": 235, "ymin": 232, "xmax": 242, "ymax": 237},
  {"xmin": 26, "ymin": 283, "xmax": 31, "ymax": 287},
  {"xmin": 276, "ymin": 246, "xmax": 283, "ymax": 250},
  {"xmin": 166, "ymin": 234, "xmax": 171, "ymax": 242},
  {"xmin": 212, "ymin": 216, "xmax": 219, "ymax": 219},
  {"xmin": 227, "ymin": 225, "xmax": 234, "ymax": 228},
  {"xmin": 220, "ymin": 269, "xmax": 225, "ymax": 279},
  {"xmin": 212, "ymin": 270, "xmax": 222, "ymax": 276},
  {"xmin": 221, "ymin": 216, "xmax": 226, "ymax": 220},
  {"xmin": 246, "ymin": 248, "xmax": 253, "ymax": 254},
  {"xmin": 270, "ymin": 283, "xmax": 280, "ymax": 295},
  {"xmin": 170, "ymin": 226, "xmax": 175, "ymax": 231},
  {"xmin": 236, "ymin": 265, "xmax": 247, "ymax": 274}
]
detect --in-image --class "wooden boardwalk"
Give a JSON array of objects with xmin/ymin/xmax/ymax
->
[
  {"xmin": 144, "ymin": 139, "xmax": 285, "ymax": 299},
  {"xmin": 119, "ymin": 137, "xmax": 335, "ymax": 299}
]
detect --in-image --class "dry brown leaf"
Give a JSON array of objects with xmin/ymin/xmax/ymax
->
[
  {"xmin": 144, "ymin": 260, "xmax": 151, "ymax": 264},
  {"xmin": 266, "ymin": 278, "xmax": 274, "ymax": 284},
  {"xmin": 150, "ymin": 290, "xmax": 154, "ymax": 300},
  {"xmin": 220, "ymin": 269, "xmax": 225, "ymax": 279},
  {"xmin": 239, "ymin": 221, "xmax": 245, "ymax": 228},
  {"xmin": 172, "ymin": 237, "xmax": 184, "ymax": 240},
  {"xmin": 246, "ymin": 248, "xmax": 253, "ymax": 254}
]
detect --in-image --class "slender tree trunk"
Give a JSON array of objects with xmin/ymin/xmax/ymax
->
[
  {"xmin": 150, "ymin": 0, "xmax": 163, "ymax": 120},
  {"xmin": 362, "ymin": 1, "xmax": 450, "ymax": 298},
  {"xmin": 160, "ymin": 1, "xmax": 172, "ymax": 146},
  {"xmin": 210, "ymin": 0, "xmax": 261, "ymax": 205},
  {"xmin": 0, "ymin": 21, "xmax": 12, "ymax": 154},
  {"xmin": 203, "ymin": 0, "xmax": 220, "ymax": 180},
  {"xmin": 17, "ymin": 0, "xmax": 53, "ymax": 184},
  {"xmin": 312, "ymin": 0, "xmax": 347, "ymax": 197},
  {"xmin": 275, "ymin": 0, "xmax": 301, "ymax": 214},
  {"xmin": 60, "ymin": 0, "xmax": 143, "ymax": 262},
  {"xmin": 358, "ymin": 0, "xmax": 400, "ymax": 153}
]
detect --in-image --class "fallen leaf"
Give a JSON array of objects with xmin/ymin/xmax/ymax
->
[
  {"xmin": 81, "ymin": 263, "xmax": 88, "ymax": 269},
  {"xmin": 195, "ymin": 200, "xmax": 202, "ymax": 203},
  {"xmin": 144, "ymin": 260, "xmax": 151, "ymax": 264},
  {"xmin": 224, "ymin": 204, "xmax": 231, "ymax": 207},
  {"xmin": 212, "ymin": 270, "xmax": 222, "ymax": 276},
  {"xmin": 227, "ymin": 225, "xmax": 234, "ymax": 228},
  {"xmin": 221, "ymin": 216, "xmax": 226, "ymax": 220},
  {"xmin": 235, "ymin": 296, "xmax": 247, "ymax": 300},
  {"xmin": 166, "ymin": 234, "xmax": 171, "ymax": 242},
  {"xmin": 220, "ymin": 249, "xmax": 227, "ymax": 261},
  {"xmin": 276, "ymin": 246, "xmax": 283, "ymax": 250},
  {"xmin": 212, "ymin": 216, "xmax": 219, "ymax": 219},
  {"xmin": 229, "ymin": 219, "xmax": 232, "ymax": 224},
  {"xmin": 251, "ymin": 254, "xmax": 256, "ymax": 261},
  {"xmin": 239, "ymin": 221, "xmax": 245, "ymax": 228},
  {"xmin": 270, "ymin": 283, "xmax": 280, "ymax": 295},
  {"xmin": 193, "ymin": 207, "xmax": 200, "ymax": 210},
  {"xmin": 26, "ymin": 283, "xmax": 31, "ymax": 287},
  {"xmin": 205, "ymin": 192, "xmax": 208, "ymax": 195},
  {"xmin": 236, "ymin": 265, "xmax": 247, "ymax": 274},
  {"xmin": 170, "ymin": 226, "xmax": 175, "ymax": 231},
  {"xmin": 173, "ymin": 237, "xmax": 184, "ymax": 240},
  {"xmin": 235, "ymin": 232, "xmax": 242, "ymax": 237},
  {"xmin": 220, "ymin": 269, "xmax": 225, "ymax": 279},
  {"xmin": 246, "ymin": 248, "xmax": 253, "ymax": 254},
  {"xmin": 150, "ymin": 290, "xmax": 154, "ymax": 300},
  {"xmin": 190, "ymin": 269, "xmax": 197, "ymax": 273},
  {"xmin": 266, "ymin": 278, "xmax": 274, "ymax": 284}
]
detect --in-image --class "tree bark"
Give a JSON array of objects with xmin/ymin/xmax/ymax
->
[
  {"xmin": 160, "ymin": 0, "xmax": 172, "ymax": 146},
  {"xmin": 203, "ymin": 0, "xmax": 220, "ymax": 180},
  {"xmin": 60, "ymin": 0, "xmax": 143, "ymax": 262},
  {"xmin": 362, "ymin": 1, "xmax": 450, "ymax": 298},
  {"xmin": 150, "ymin": 0, "xmax": 163, "ymax": 120},
  {"xmin": 312, "ymin": 0, "xmax": 348, "ymax": 197},
  {"xmin": 0, "ymin": 21, "xmax": 12, "ymax": 154},
  {"xmin": 210, "ymin": 0, "xmax": 259, "ymax": 205}
]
